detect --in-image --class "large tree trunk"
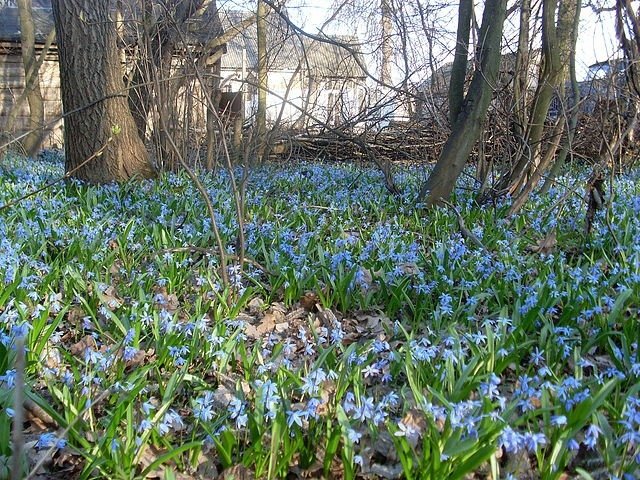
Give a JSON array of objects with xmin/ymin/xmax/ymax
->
[
  {"xmin": 539, "ymin": 0, "xmax": 581, "ymax": 195},
  {"xmin": 52, "ymin": 0, "xmax": 155, "ymax": 183},
  {"xmin": 418, "ymin": 0, "xmax": 507, "ymax": 206},
  {"xmin": 448, "ymin": 0, "xmax": 473, "ymax": 125},
  {"xmin": 16, "ymin": 0, "xmax": 45, "ymax": 157}
]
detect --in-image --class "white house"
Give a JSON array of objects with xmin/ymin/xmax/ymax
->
[
  {"xmin": 218, "ymin": 10, "xmax": 367, "ymax": 129},
  {"xmin": 0, "ymin": 1, "xmax": 367, "ymax": 149}
]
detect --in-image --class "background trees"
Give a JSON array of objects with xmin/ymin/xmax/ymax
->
[
  {"xmin": 0, "ymin": 0, "xmax": 634, "ymax": 203},
  {"xmin": 418, "ymin": 0, "xmax": 507, "ymax": 205}
]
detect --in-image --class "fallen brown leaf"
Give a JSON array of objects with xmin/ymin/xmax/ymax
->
[
  {"xmin": 526, "ymin": 230, "xmax": 557, "ymax": 255},
  {"xmin": 247, "ymin": 297, "xmax": 265, "ymax": 315},
  {"xmin": 69, "ymin": 335, "xmax": 97, "ymax": 357},
  {"xmin": 218, "ymin": 464, "xmax": 254, "ymax": 480},
  {"xmin": 299, "ymin": 291, "xmax": 320, "ymax": 311}
]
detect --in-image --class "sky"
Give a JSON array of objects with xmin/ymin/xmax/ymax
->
[{"xmin": 285, "ymin": 0, "xmax": 621, "ymax": 81}]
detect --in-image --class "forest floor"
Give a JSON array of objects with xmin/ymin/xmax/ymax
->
[{"xmin": 0, "ymin": 152, "xmax": 639, "ymax": 479}]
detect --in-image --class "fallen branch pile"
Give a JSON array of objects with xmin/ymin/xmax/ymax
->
[
  {"xmin": 274, "ymin": 117, "xmax": 516, "ymax": 165},
  {"xmin": 270, "ymin": 110, "xmax": 637, "ymax": 167},
  {"xmin": 285, "ymin": 128, "xmax": 446, "ymax": 164}
]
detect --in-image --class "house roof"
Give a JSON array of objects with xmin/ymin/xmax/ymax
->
[
  {"xmin": 0, "ymin": 0, "xmax": 223, "ymax": 44},
  {"xmin": 219, "ymin": 10, "xmax": 364, "ymax": 78},
  {"xmin": 0, "ymin": 0, "xmax": 54, "ymax": 43},
  {"xmin": 0, "ymin": 0, "xmax": 365, "ymax": 79}
]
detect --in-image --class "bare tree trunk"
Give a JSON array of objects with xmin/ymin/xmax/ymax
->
[
  {"xmin": 256, "ymin": 0, "xmax": 268, "ymax": 161},
  {"xmin": 540, "ymin": 2, "xmax": 582, "ymax": 194},
  {"xmin": 415, "ymin": 0, "xmax": 438, "ymax": 89},
  {"xmin": 3, "ymin": 28, "xmax": 54, "ymax": 145},
  {"xmin": 16, "ymin": 0, "xmax": 46, "ymax": 156},
  {"xmin": 508, "ymin": 117, "xmax": 564, "ymax": 213},
  {"xmin": 52, "ymin": 0, "xmax": 155, "ymax": 183},
  {"xmin": 512, "ymin": 0, "xmax": 532, "ymax": 138},
  {"xmin": 590, "ymin": 0, "xmax": 640, "ymax": 169},
  {"xmin": 127, "ymin": 0, "xmax": 207, "ymax": 140},
  {"xmin": 417, "ymin": 0, "xmax": 506, "ymax": 206},
  {"xmin": 206, "ymin": 58, "xmax": 222, "ymax": 170},
  {"xmin": 380, "ymin": 0, "xmax": 393, "ymax": 86},
  {"xmin": 502, "ymin": 0, "xmax": 579, "ymax": 194},
  {"xmin": 448, "ymin": 0, "xmax": 473, "ymax": 125}
]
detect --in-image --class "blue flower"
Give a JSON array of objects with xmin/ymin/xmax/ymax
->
[
  {"xmin": 584, "ymin": 424, "xmax": 601, "ymax": 449},
  {"xmin": 523, "ymin": 432, "xmax": 547, "ymax": 452},
  {"xmin": 439, "ymin": 293, "xmax": 453, "ymax": 316},
  {"xmin": 0, "ymin": 369, "xmax": 16, "ymax": 389},
  {"xmin": 353, "ymin": 396, "xmax": 375, "ymax": 422},
  {"xmin": 530, "ymin": 347, "xmax": 545, "ymax": 366},
  {"xmin": 550, "ymin": 415, "xmax": 567, "ymax": 426},
  {"xmin": 499, "ymin": 426, "xmax": 523, "ymax": 453},
  {"xmin": 36, "ymin": 432, "xmax": 66, "ymax": 450},
  {"xmin": 286, "ymin": 409, "xmax": 306, "ymax": 428},
  {"xmin": 346, "ymin": 428, "xmax": 362, "ymax": 443},
  {"xmin": 194, "ymin": 392, "xmax": 215, "ymax": 422}
]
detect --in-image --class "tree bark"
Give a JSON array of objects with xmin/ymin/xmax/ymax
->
[
  {"xmin": 512, "ymin": 0, "xmax": 532, "ymax": 137},
  {"xmin": 380, "ymin": 0, "xmax": 394, "ymax": 86},
  {"xmin": 256, "ymin": 0, "xmax": 268, "ymax": 161},
  {"xmin": 502, "ymin": 0, "xmax": 579, "ymax": 194},
  {"xmin": 3, "ymin": 28, "xmax": 54, "ymax": 147},
  {"xmin": 418, "ymin": 0, "xmax": 507, "ymax": 206},
  {"xmin": 448, "ymin": 0, "xmax": 473, "ymax": 125},
  {"xmin": 52, "ymin": 0, "xmax": 155, "ymax": 183},
  {"xmin": 540, "ymin": 0, "xmax": 581, "ymax": 195},
  {"xmin": 127, "ymin": 0, "xmax": 207, "ymax": 140},
  {"xmin": 16, "ymin": 0, "xmax": 46, "ymax": 156},
  {"xmin": 205, "ymin": 58, "xmax": 222, "ymax": 170}
]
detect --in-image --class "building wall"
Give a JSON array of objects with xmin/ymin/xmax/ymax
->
[
  {"xmin": 0, "ymin": 43, "xmax": 366, "ymax": 151},
  {"xmin": 220, "ymin": 66, "xmax": 365, "ymax": 129},
  {"xmin": 0, "ymin": 43, "xmax": 63, "ymax": 149}
]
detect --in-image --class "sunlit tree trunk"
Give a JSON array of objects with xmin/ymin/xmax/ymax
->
[
  {"xmin": 540, "ymin": 5, "xmax": 581, "ymax": 195},
  {"xmin": 256, "ymin": 0, "xmax": 268, "ymax": 161},
  {"xmin": 380, "ymin": 0, "xmax": 393, "ymax": 86},
  {"xmin": 418, "ymin": 0, "xmax": 507, "ymax": 206},
  {"xmin": 206, "ymin": 58, "xmax": 222, "ymax": 170},
  {"xmin": 52, "ymin": 0, "xmax": 155, "ymax": 183}
]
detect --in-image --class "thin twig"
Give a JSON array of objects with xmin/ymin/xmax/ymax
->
[
  {"xmin": 167, "ymin": 16, "xmax": 248, "ymax": 276},
  {"xmin": 157, "ymin": 246, "xmax": 273, "ymax": 276},
  {"xmin": 440, "ymin": 199, "xmax": 487, "ymax": 251},
  {"xmin": 155, "ymin": 110, "xmax": 230, "ymax": 287}
]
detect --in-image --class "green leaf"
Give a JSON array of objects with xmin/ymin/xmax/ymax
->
[
  {"xmin": 267, "ymin": 416, "xmax": 283, "ymax": 480},
  {"xmin": 140, "ymin": 441, "xmax": 201, "ymax": 477},
  {"xmin": 607, "ymin": 288, "xmax": 632, "ymax": 324}
]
